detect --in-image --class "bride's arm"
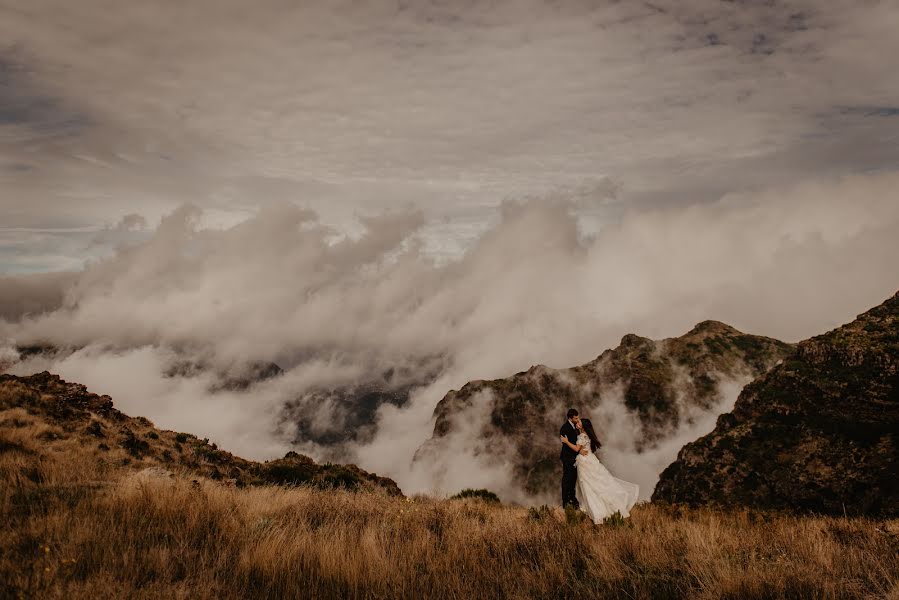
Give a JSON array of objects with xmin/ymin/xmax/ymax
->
[
  {"xmin": 560, "ymin": 436, "xmax": 582, "ymax": 453},
  {"xmin": 561, "ymin": 436, "xmax": 590, "ymax": 456}
]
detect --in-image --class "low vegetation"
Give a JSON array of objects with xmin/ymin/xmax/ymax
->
[
  {"xmin": 2, "ymin": 371, "xmax": 897, "ymax": 599},
  {"xmin": 3, "ymin": 426, "xmax": 898, "ymax": 599},
  {"xmin": 450, "ymin": 488, "xmax": 501, "ymax": 503}
]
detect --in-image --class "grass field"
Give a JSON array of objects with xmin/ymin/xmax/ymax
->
[{"xmin": 3, "ymin": 413, "xmax": 898, "ymax": 600}]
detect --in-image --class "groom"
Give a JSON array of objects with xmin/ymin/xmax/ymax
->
[{"xmin": 560, "ymin": 408, "xmax": 583, "ymax": 509}]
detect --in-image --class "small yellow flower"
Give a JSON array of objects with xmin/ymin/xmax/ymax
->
[{"xmin": 43, "ymin": 546, "xmax": 50, "ymax": 554}]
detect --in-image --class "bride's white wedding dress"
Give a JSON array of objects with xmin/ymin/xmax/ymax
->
[{"xmin": 574, "ymin": 432, "xmax": 639, "ymax": 523}]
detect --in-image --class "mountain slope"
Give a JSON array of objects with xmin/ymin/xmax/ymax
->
[
  {"xmin": 415, "ymin": 322, "xmax": 793, "ymax": 500},
  {"xmin": 653, "ymin": 291, "xmax": 899, "ymax": 516},
  {"xmin": 0, "ymin": 371, "xmax": 402, "ymax": 495}
]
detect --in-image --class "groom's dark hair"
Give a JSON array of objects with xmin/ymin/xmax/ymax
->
[{"xmin": 566, "ymin": 408, "xmax": 578, "ymax": 419}]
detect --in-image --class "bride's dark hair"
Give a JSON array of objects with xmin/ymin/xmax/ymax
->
[{"xmin": 581, "ymin": 419, "xmax": 602, "ymax": 453}]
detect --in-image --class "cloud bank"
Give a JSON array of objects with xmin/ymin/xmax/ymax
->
[{"xmin": 2, "ymin": 171, "xmax": 897, "ymax": 498}]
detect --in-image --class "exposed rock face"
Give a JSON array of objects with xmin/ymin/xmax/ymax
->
[
  {"xmin": 281, "ymin": 359, "xmax": 445, "ymax": 450},
  {"xmin": 284, "ymin": 384, "xmax": 414, "ymax": 447},
  {"xmin": 213, "ymin": 361, "xmax": 284, "ymax": 392},
  {"xmin": 653, "ymin": 291, "xmax": 899, "ymax": 516},
  {"xmin": 416, "ymin": 323, "xmax": 792, "ymax": 499},
  {"xmin": 0, "ymin": 371, "xmax": 402, "ymax": 496}
]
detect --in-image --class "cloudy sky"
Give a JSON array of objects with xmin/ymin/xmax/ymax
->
[
  {"xmin": 2, "ymin": 0, "xmax": 898, "ymax": 271},
  {"xmin": 1, "ymin": 1, "xmax": 898, "ymax": 496}
]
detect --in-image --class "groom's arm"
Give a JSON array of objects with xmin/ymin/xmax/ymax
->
[{"xmin": 560, "ymin": 425, "xmax": 573, "ymax": 450}]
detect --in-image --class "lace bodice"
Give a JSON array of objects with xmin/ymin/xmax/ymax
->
[{"xmin": 577, "ymin": 432, "xmax": 592, "ymax": 455}]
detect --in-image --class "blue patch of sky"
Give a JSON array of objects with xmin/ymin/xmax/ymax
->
[{"xmin": 836, "ymin": 106, "xmax": 899, "ymax": 118}]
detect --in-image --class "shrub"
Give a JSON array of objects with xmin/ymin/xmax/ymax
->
[
  {"xmin": 602, "ymin": 510, "xmax": 627, "ymax": 527},
  {"xmin": 564, "ymin": 504, "xmax": 588, "ymax": 525},
  {"xmin": 451, "ymin": 488, "xmax": 500, "ymax": 503},
  {"xmin": 319, "ymin": 466, "xmax": 362, "ymax": 491},
  {"xmin": 259, "ymin": 459, "xmax": 317, "ymax": 486},
  {"xmin": 120, "ymin": 430, "xmax": 150, "ymax": 458},
  {"xmin": 527, "ymin": 505, "xmax": 554, "ymax": 521}
]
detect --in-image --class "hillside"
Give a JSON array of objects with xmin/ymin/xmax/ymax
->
[
  {"xmin": 1, "ymin": 346, "xmax": 897, "ymax": 599},
  {"xmin": 4, "ymin": 344, "xmax": 439, "ymax": 452},
  {"xmin": 0, "ymin": 371, "xmax": 402, "ymax": 495},
  {"xmin": 2, "ymin": 396, "xmax": 897, "ymax": 599},
  {"xmin": 415, "ymin": 322, "xmax": 793, "ymax": 499},
  {"xmin": 653, "ymin": 291, "xmax": 899, "ymax": 516}
]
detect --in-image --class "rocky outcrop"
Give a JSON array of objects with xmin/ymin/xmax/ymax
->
[
  {"xmin": 0, "ymin": 371, "xmax": 402, "ymax": 496},
  {"xmin": 653, "ymin": 291, "xmax": 899, "ymax": 516},
  {"xmin": 281, "ymin": 359, "xmax": 445, "ymax": 449},
  {"xmin": 416, "ymin": 322, "xmax": 792, "ymax": 499}
]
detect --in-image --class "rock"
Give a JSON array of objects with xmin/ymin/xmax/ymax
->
[
  {"xmin": 214, "ymin": 361, "xmax": 285, "ymax": 392},
  {"xmin": 281, "ymin": 358, "xmax": 444, "ymax": 448},
  {"xmin": 133, "ymin": 466, "xmax": 175, "ymax": 480},
  {"xmin": 653, "ymin": 291, "xmax": 899, "ymax": 516}
]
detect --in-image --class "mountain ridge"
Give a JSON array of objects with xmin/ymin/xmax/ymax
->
[
  {"xmin": 416, "ymin": 320, "xmax": 794, "ymax": 500},
  {"xmin": 653, "ymin": 290, "xmax": 899, "ymax": 515}
]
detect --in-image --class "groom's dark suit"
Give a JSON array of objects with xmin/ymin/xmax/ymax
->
[{"xmin": 559, "ymin": 419, "xmax": 583, "ymax": 509}]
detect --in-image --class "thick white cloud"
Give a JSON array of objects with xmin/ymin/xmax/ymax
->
[
  {"xmin": 1, "ymin": 0, "xmax": 897, "ymax": 497},
  {"xmin": 2, "ymin": 171, "xmax": 897, "ymax": 497}
]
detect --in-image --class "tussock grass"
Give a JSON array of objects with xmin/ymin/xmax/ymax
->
[{"xmin": 2, "ymin": 414, "xmax": 898, "ymax": 599}]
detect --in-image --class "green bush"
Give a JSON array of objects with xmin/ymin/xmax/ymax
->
[
  {"xmin": 451, "ymin": 488, "xmax": 500, "ymax": 503},
  {"xmin": 319, "ymin": 466, "xmax": 362, "ymax": 490},
  {"xmin": 564, "ymin": 504, "xmax": 587, "ymax": 525},
  {"xmin": 603, "ymin": 511, "xmax": 627, "ymax": 527},
  {"xmin": 260, "ymin": 462, "xmax": 317, "ymax": 486},
  {"xmin": 528, "ymin": 505, "xmax": 554, "ymax": 521}
]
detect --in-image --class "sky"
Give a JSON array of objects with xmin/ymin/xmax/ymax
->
[
  {"xmin": 2, "ymin": 0, "xmax": 898, "ymax": 270},
  {"xmin": 1, "ymin": 0, "xmax": 898, "ymax": 499}
]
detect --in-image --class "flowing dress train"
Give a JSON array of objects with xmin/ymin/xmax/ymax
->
[{"xmin": 574, "ymin": 432, "xmax": 639, "ymax": 523}]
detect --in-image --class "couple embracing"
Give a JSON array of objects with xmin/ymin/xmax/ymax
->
[{"xmin": 559, "ymin": 408, "xmax": 639, "ymax": 523}]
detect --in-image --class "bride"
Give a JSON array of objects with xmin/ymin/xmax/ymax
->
[{"xmin": 560, "ymin": 416, "xmax": 639, "ymax": 523}]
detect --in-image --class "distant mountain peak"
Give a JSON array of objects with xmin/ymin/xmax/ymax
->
[
  {"xmin": 686, "ymin": 320, "xmax": 742, "ymax": 336},
  {"xmin": 619, "ymin": 333, "xmax": 654, "ymax": 348}
]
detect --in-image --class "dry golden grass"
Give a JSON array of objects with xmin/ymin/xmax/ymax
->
[{"xmin": 3, "ymin": 410, "xmax": 899, "ymax": 599}]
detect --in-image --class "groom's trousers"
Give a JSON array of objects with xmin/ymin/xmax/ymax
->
[{"xmin": 561, "ymin": 459, "xmax": 579, "ymax": 509}]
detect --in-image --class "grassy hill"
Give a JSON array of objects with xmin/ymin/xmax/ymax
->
[{"xmin": 2, "ymin": 371, "xmax": 897, "ymax": 599}]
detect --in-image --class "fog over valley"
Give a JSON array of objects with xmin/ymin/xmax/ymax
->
[{"xmin": 2, "ymin": 0, "xmax": 898, "ymax": 501}]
